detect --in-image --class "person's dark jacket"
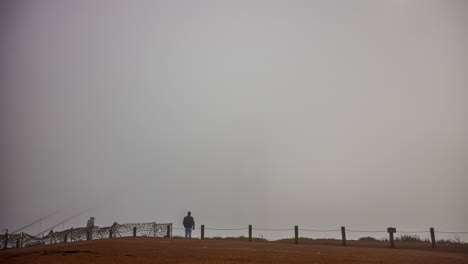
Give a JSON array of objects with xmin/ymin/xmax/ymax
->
[{"xmin": 183, "ymin": 216, "xmax": 195, "ymax": 229}]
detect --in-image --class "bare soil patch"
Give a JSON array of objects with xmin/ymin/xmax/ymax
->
[{"xmin": 0, "ymin": 237, "xmax": 467, "ymax": 264}]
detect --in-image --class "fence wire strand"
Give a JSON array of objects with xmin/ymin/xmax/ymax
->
[
  {"xmin": 205, "ymin": 228, "xmax": 248, "ymax": 231},
  {"xmin": 435, "ymin": 231, "xmax": 468, "ymax": 234},
  {"xmin": 398, "ymin": 230, "xmax": 430, "ymax": 234},
  {"xmin": 253, "ymin": 228, "xmax": 294, "ymax": 231},
  {"xmin": 347, "ymin": 229, "xmax": 387, "ymax": 233},
  {"xmin": 299, "ymin": 229, "xmax": 340, "ymax": 232}
]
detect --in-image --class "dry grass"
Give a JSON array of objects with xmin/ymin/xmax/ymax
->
[{"xmin": 205, "ymin": 236, "xmax": 267, "ymax": 241}]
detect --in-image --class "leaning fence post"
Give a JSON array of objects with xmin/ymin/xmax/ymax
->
[
  {"xmin": 341, "ymin": 226, "xmax": 346, "ymax": 246},
  {"xmin": 295, "ymin": 226, "xmax": 299, "ymax": 244},
  {"xmin": 133, "ymin": 227, "xmax": 137, "ymax": 237},
  {"xmin": 248, "ymin": 225, "xmax": 252, "ymax": 242},
  {"xmin": 430, "ymin": 227, "xmax": 436, "ymax": 248},
  {"xmin": 3, "ymin": 230, "xmax": 8, "ymax": 249},
  {"xmin": 387, "ymin": 227, "xmax": 396, "ymax": 248},
  {"xmin": 166, "ymin": 224, "xmax": 171, "ymax": 238},
  {"xmin": 201, "ymin": 225, "xmax": 205, "ymax": 239}
]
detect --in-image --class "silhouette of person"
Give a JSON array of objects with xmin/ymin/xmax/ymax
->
[{"xmin": 183, "ymin": 211, "xmax": 195, "ymax": 238}]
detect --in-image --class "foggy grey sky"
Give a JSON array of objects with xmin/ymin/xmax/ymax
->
[{"xmin": 1, "ymin": 0, "xmax": 468, "ymax": 236}]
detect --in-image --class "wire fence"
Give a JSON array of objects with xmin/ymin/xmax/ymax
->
[
  {"xmin": 170, "ymin": 226, "xmax": 468, "ymax": 243},
  {"xmin": 2, "ymin": 224, "xmax": 467, "ymax": 249}
]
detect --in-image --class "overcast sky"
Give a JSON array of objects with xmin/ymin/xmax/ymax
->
[{"xmin": 1, "ymin": 0, "xmax": 467, "ymax": 237}]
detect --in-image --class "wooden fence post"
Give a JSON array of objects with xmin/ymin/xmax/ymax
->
[
  {"xmin": 201, "ymin": 225, "xmax": 205, "ymax": 239},
  {"xmin": 109, "ymin": 228, "xmax": 113, "ymax": 238},
  {"xmin": 248, "ymin": 225, "xmax": 252, "ymax": 242},
  {"xmin": 16, "ymin": 238, "xmax": 20, "ymax": 248},
  {"xmin": 341, "ymin": 226, "xmax": 346, "ymax": 246},
  {"xmin": 387, "ymin": 227, "xmax": 396, "ymax": 248},
  {"xmin": 133, "ymin": 227, "xmax": 137, "ymax": 237},
  {"xmin": 295, "ymin": 226, "xmax": 299, "ymax": 244},
  {"xmin": 166, "ymin": 224, "xmax": 171, "ymax": 238},
  {"xmin": 20, "ymin": 232, "xmax": 24, "ymax": 248},
  {"xmin": 430, "ymin": 227, "xmax": 436, "ymax": 248},
  {"xmin": 64, "ymin": 233, "xmax": 68, "ymax": 243}
]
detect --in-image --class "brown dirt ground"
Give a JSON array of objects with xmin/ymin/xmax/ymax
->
[{"xmin": 0, "ymin": 237, "xmax": 467, "ymax": 264}]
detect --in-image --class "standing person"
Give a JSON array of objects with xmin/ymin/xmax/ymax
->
[{"xmin": 183, "ymin": 211, "xmax": 195, "ymax": 238}]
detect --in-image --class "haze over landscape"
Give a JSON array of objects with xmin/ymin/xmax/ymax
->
[{"xmin": 1, "ymin": 0, "xmax": 467, "ymax": 240}]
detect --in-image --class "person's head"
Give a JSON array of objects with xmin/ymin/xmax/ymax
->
[{"xmin": 187, "ymin": 211, "xmax": 191, "ymax": 216}]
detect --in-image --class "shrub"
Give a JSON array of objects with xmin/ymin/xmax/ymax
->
[
  {"xmin": 396, "ymin": 235, "xmax": 423, "ymax": 242},
  {"xmin": 358, "ymin": 236, "xmax": 377, "ymax": 241},
  {"xmin": 436, "ymin": 238, "xmax": 465, "ymax": 245}
]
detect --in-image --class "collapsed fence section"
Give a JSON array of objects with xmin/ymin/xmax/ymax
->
[{"xmin": 0, "ymin": 222, "xmax": 172, "ymax": 249}]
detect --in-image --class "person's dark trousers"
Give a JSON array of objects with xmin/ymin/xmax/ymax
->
[{"xmin": 185, "ymin": 228, "xmax": 192, "ymax": 238}]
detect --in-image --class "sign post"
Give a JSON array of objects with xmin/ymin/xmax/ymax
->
[{"xmin": 387, "ymin": 227, "xmax": 396, "ymax": 248}]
